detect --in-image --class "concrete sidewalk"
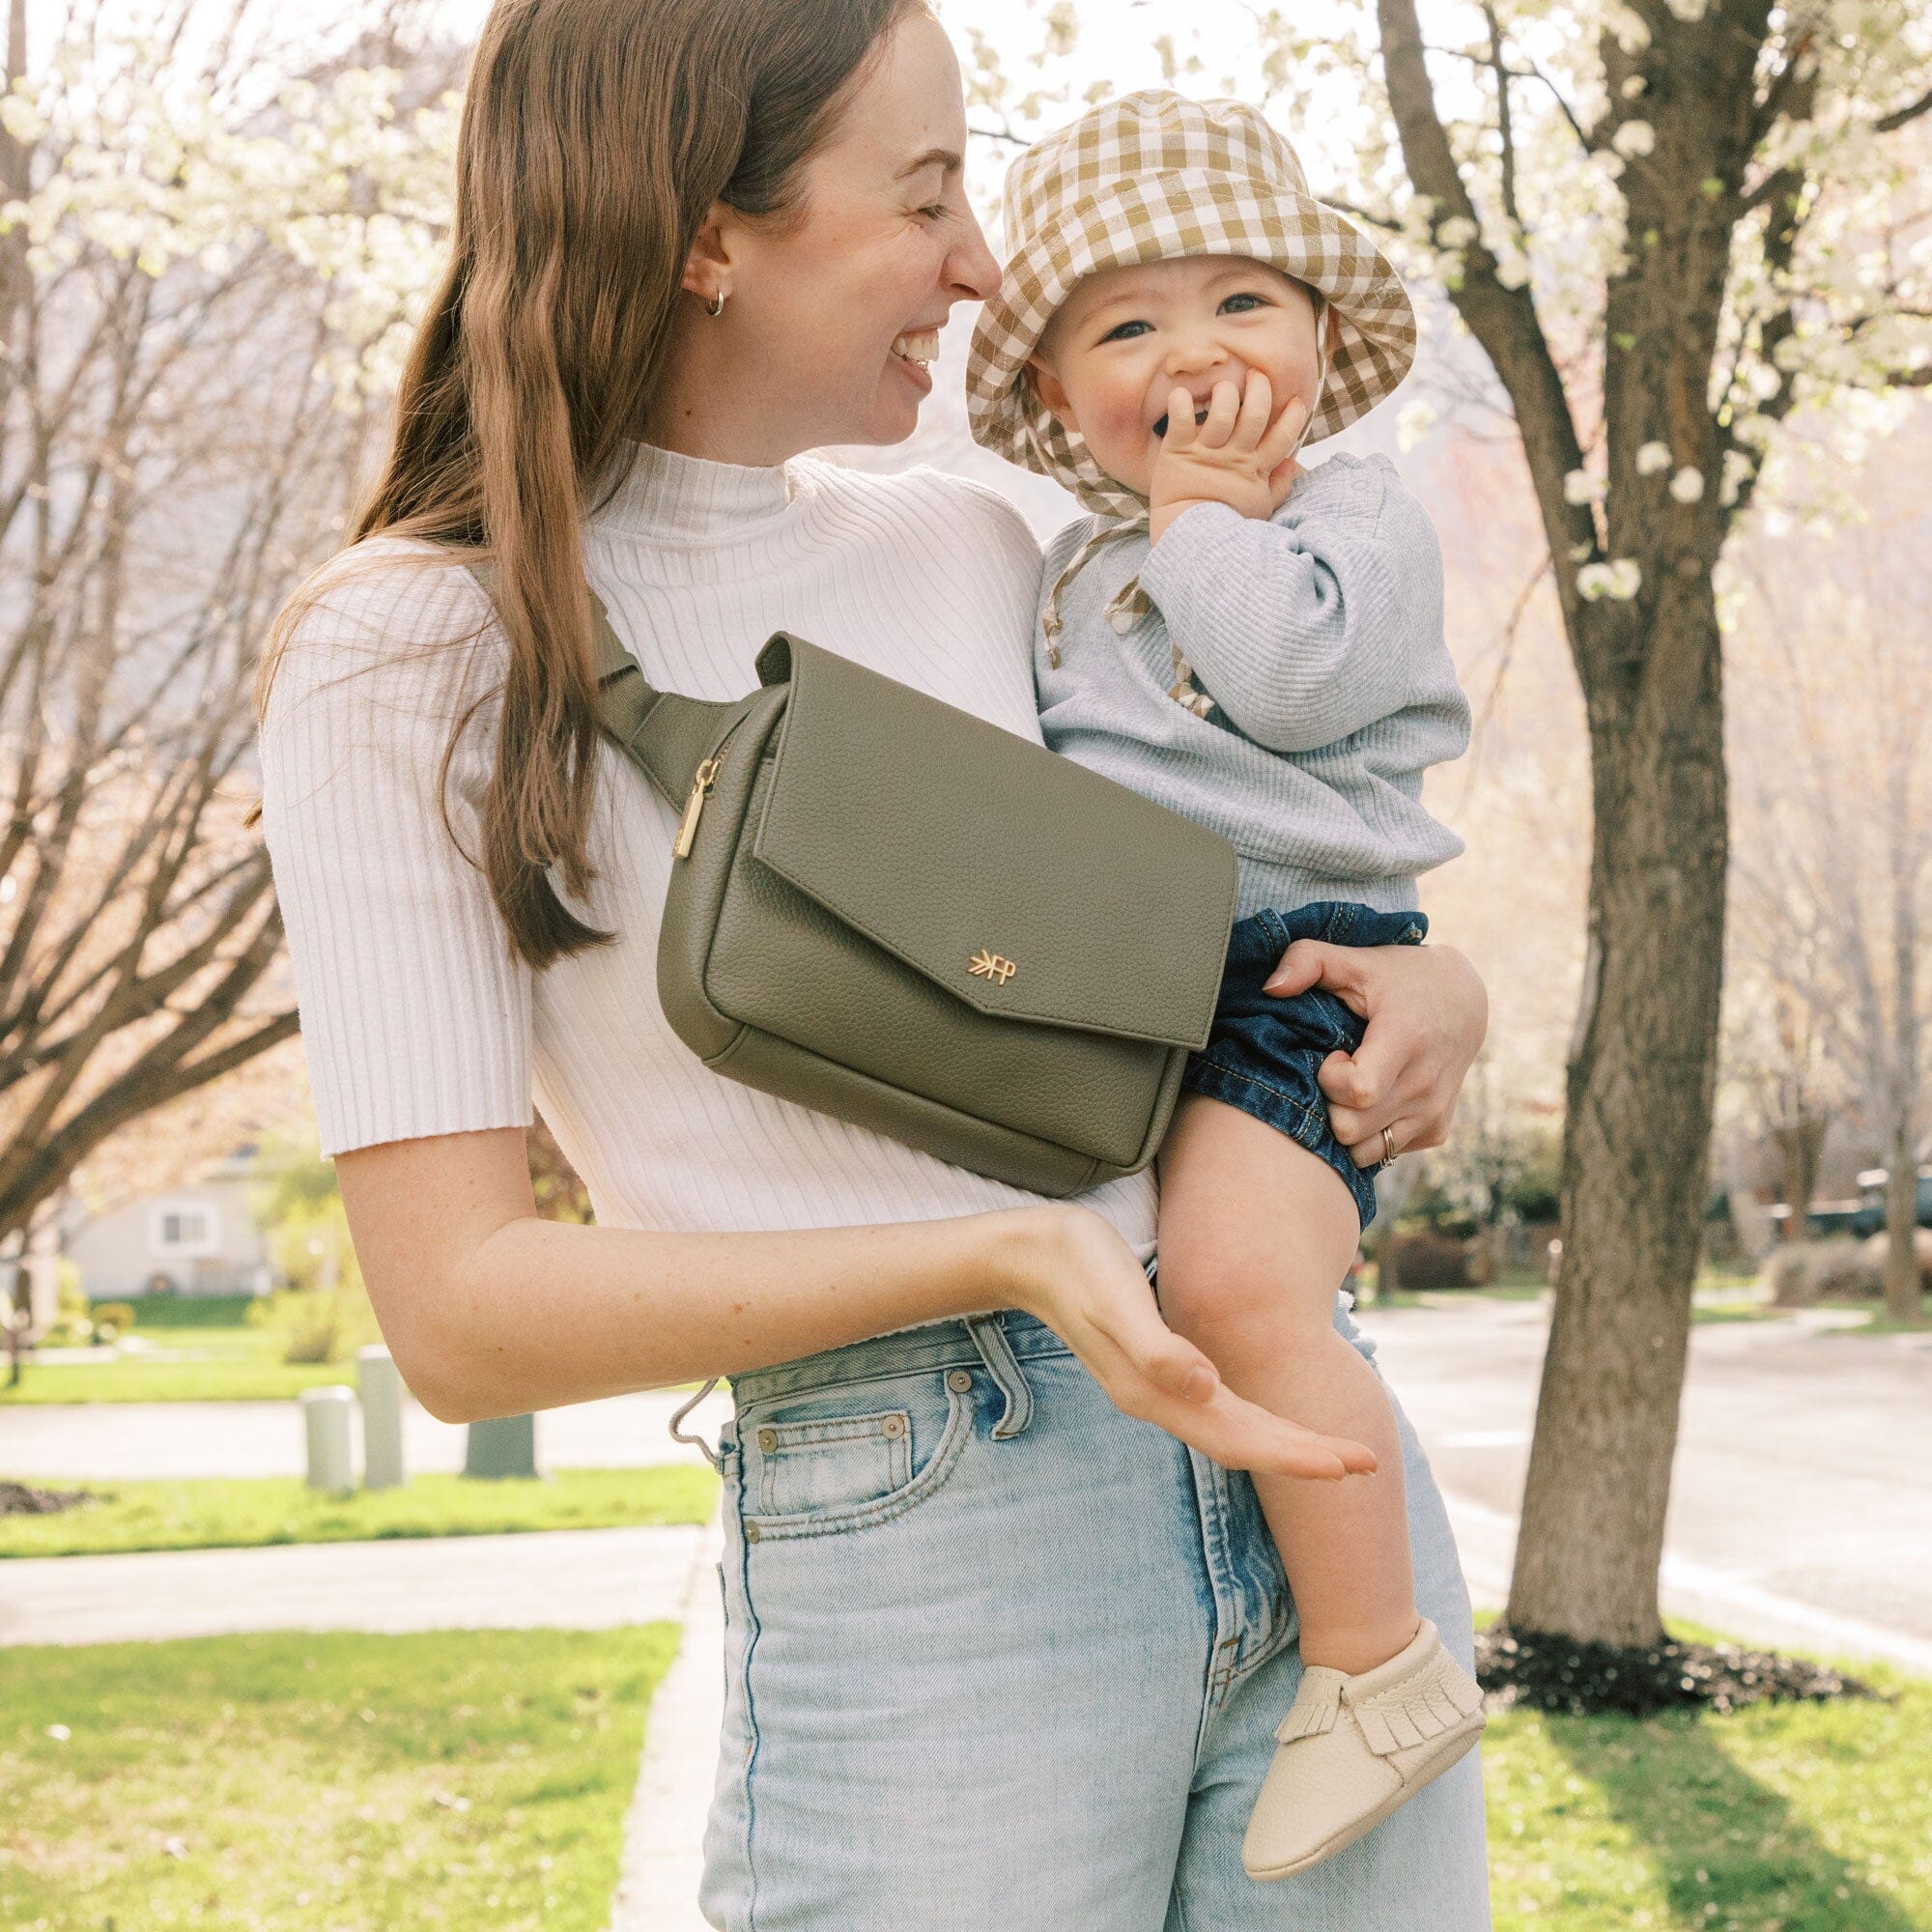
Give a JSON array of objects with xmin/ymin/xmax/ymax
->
[
  {"xmin": 0, "ymin": 1522, "xmax": 707, "ymax": 1647},
  {"xmin": 608, "ymin": 1513, "xmax": 724, "ymax": 1932}
]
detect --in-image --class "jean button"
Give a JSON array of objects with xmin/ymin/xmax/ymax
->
[
  {"xmin": 757, "ymin": 1428, "xmax": 778, "ymax": 1452},
  {"xmin": 744, "ymin": 1521, "xmax": 761, "ymax": 1542},
  {"xmin": 883, "ymin": 1415, "xmax": 905, "ymax": 1437},
  {"xmin": 948, "ymin": 1370, "xmax": 973, "ymax": 1392}
]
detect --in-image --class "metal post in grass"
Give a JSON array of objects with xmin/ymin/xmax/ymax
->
[
  {"xmin": 301, "ymin": 1385, "xmax": 357, "ymax": 1493},
  {"xmin": 357, "ymin": 1345, "xmax": 405, "ymax": 1491},
  {"xmin": 464, "ymin": 1412, "xmax": 538, "ymax": 1480}
]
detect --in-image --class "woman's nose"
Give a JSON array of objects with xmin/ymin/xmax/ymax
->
[{"xmin": 947, "ymin": 203, "xmax": 1003, "ymax": 303}]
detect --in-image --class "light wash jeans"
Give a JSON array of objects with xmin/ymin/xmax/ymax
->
[{"xmin": 692, "ymin": 1289, "xmax": 1492, "ymax": 1930}]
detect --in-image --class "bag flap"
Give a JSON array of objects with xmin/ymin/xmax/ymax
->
[{"xmin": 749, "ymin": 638, "xmax": 1236, "ymax": 1050}]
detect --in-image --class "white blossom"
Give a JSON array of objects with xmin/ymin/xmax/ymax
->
[
  {"xmin": 1612, "ymin": 121, "xmax": 1657, "ymax": 160},
  {"xmin": 1578, "ymin": 559, "xmax": 1643, "ymax": 602},
  {"xmin": 1396, "ymin": 397, "xmax": 1438, "ymax": 452},
  {"xmin": 1435, "ymin": 214, "xmax": 1478, "ymax": 248},
  {"xmin": 1635, "ymin": 440, "xmax": 1672, "ymax": 475},
  {"xmin": 1620, "ymin": 75, "xmax": 1648, "ymax": 99},
  {"xmin": 1564, "ymin": 468, "xmax": 1606, "ymax": 505},
  {"xmin": 1668, "ymin": 466, "xmax": 1706, "ymax": 503}
]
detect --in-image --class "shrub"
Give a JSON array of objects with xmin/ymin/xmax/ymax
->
[
  {"xmin": 245, "ymin": 1284, "xmax": 380, "ymax": 1365},
  {"xmin": 1764, "ymin": 1238, "xmax": 1880, "ymax": 1306},
  {"xmin": 43, "ymin": 1265, "xmax": 97, "ymax": 1347},
  {"xmin": 1858, "ymin": 1227, "xmax": 1932, "ymax": 1290},
  {"xmin": 1390, "ymin": 1229, "xmax": 1474, "ymax": 1290},
  {"xmin": 90, "ymin": 1300, "xmax": 137, "ymax": 1334}
]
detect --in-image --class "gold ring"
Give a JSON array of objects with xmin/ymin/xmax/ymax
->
[{"xmin": 1378, "ymin": 1124, "xmax": 1400, "ymax": 1169}]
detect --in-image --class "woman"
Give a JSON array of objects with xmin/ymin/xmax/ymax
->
[{"xmin": 257, "ymin": 2, "xmax": 1493, "ymax": 1925}]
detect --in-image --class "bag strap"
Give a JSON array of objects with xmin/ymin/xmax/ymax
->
[
  {"xmin": 583, "ymin": 591, "xmax": 741, "ymax": 809},
  {"xmin": 464, "ymin": 561, "xmax": 738, "ymax": 810}
]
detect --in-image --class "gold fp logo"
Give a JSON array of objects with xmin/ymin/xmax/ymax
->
[{"xmin": 968, "ymin": 949, "xmax": 1017, "ymax": 986}]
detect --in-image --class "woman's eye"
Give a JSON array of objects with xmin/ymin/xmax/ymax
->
[
  {"xmin": 1100, "ymin": 320, "xmax": 1151, "ymax": 342},
  {"xmin": 1220, "ymin": 293, "xmax": 1266, "ymax": 314},
  {"xmin": 917, "ymin": 203, "xmax": 949, "ymax": 222}
]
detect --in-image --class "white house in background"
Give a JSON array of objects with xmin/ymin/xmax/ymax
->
[{"xmin": 63, "ymin": 1152, "xmax": 272, "ymax": 1299}]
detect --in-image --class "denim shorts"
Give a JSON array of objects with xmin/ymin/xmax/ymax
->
[
  {"xmin": 1180, "ymin": 902, "xmax": 1428, "ymax": 1233},
  {"xmin": 693, "ymin": 1291, "xmax": 1491, "ymax": 1930}
]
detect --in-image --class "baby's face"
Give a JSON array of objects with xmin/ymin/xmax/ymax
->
[{"xmin": 1029, "ymin": 256, "xmax": 1324, "ymax": 498}]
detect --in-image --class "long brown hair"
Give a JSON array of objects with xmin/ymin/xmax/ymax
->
[{"xmin": 260, "ymin": 0, "xmax": 924, "ymax": 968}]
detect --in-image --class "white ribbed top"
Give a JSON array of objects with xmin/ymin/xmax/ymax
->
[{"xmin": 259, "ymin": 442, "xmax": 1157, "ymax": 1259}]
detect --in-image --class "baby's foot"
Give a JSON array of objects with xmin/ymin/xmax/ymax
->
[{"xmin": 1241, "ymin": 1617, "xmax": 1486, "ymax": 1881}]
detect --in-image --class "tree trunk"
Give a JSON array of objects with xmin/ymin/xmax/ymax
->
[
  {"xmin": 1506, "ymin": 586, "xmax": 1729, "ymax": 1647},
  {"xmin": 1883, "ymin": 804, "xmax": 1923, "ymax": 1322},
  {"xmin": 1771, "ymin": 1113, "xmax": 1827, "ymax": 1241}
]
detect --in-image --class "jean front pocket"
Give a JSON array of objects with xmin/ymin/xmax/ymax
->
[
  {"xmin": 735, "ymin": 1366, "xmax": 976, "ymax": 1541},
  {"xmin": 754, "ymin": 1407, "xmax": 913, "ymax": 1517}
]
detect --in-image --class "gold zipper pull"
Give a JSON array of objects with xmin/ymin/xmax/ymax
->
[{"xmin": 673, "ymin": 756, "xmax": 723, "ymax": 859}]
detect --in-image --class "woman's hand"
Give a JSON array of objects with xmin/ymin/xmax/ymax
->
[
  {"xmin": 1262, "ymin": 940, "xmax": 1488, "ymax": 1167},
  {"xmin": 1003, "ymin": 1206, "xmax": 1377, "ymax": 1480}
]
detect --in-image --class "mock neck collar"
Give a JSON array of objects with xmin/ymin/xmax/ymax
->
[{"xmin": 589, "ymin": 440, "xmax": 802, "ymax": 544}]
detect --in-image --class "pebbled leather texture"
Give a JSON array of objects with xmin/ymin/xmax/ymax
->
[{"xmin": 571, "ymin": 590, "xmax": 1241, "ymax": 1199}]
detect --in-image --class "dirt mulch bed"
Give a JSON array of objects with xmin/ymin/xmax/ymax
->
[
  {"xmin": 0, "ymin": 1479, "xmax": 100, "ymax": 1519},
  {"xmin": 1477, "ymin": 1623, "xmax": 1878, "ymax": 1718}
]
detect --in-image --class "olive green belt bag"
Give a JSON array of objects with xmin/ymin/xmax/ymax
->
[{"xmin": 585, "ymin": 594, "xmax": 1237, "ymax": 1199}]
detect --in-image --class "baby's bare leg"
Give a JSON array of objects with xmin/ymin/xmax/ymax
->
[{"xmin": 1156, "ymin": 1094, "xmax": 1418, "ymax": 1675}]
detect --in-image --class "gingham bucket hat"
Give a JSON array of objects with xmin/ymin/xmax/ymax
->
[{"xmin": 967, "ymin": 89, "xmax": 1417, "ymax": 511}]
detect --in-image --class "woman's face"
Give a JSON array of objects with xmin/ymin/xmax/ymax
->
[{"xmin": 659, "ymin": 12, "xmax": 1001, "ymax": 463}]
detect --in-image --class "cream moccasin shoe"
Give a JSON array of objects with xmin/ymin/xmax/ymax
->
[{"xmin": 1241, "ymin": 1616, "xmax": 1487, "ymax": 1882}]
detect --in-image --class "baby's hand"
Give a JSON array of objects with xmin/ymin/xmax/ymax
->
[{"xmin": 1150, "ymin": 371, "xmax": 1307, "ymax": 544}]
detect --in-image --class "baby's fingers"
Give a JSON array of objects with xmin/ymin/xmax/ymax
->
[
  {"xmin": 1231, "ymin": 368, "xmax": 1275, "ymax": 450},
  {"xmin": 1259, "ymin": 394, "xmax": 1311, "ymax": 469},
  {"xmin": 1162, "ymin": 385, "xmax": 1200, "ymax": 450},
  {"xmin": 1198, "ymin": 378, "xmax": 1242, "ymax": 447}
]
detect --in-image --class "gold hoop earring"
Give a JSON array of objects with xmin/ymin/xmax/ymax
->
[{"xmin": 706, "ymin": 291, "xmax": 727, "ymax": 319}]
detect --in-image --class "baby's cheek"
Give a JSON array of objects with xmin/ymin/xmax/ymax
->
[{"xmin": 1088, "ymin": 378, "xmax": 1153, "ymax": 461}]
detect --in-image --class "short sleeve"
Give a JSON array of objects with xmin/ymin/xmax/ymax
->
[{"xmin": 258, "ymin": 541, "xmax": 533, "ymax": 1156}]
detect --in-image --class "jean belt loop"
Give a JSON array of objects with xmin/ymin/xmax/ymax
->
[
  {"xmin": 962, "ymin": 1311, "xmax": 1035, "ymax": 1440},
  {"xmin": 667, "ymin": 1376, "xmax": 724, "ymax": 1471}
]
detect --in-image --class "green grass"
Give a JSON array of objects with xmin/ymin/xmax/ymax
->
[
  {"xmin": 2, "ymin": 1615, "xmax": 1925, "ymax": 1928},
  {"xmin": 90, "ymin": 1293, "xmax": 260, "ymax": 1328},
  {"xmin": 0, "ymin": 1466, "xmax": 720, "ymax": 1558},
  {"xmin": 2, "ymin": 1329, "xmax": 722, "ymax": 1406},
  {"xmin": 0, "ymin": 1624, "xmax": 674, "ymax": 1931},
  {"xmin": 1829, "ymin": 1309, "xmax": 1932, "ymax": 1338},
  {"xmin": 2, "ymin": 1326, "xmax": 364, "ymax": 1405},
  {"xmin": 1484, "ymin": 1663, "xmax": 1932, "ymax": 1929}
]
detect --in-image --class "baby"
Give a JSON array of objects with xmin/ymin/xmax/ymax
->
[{"xmin": 967, "ymin": 90, "xmax": 1485, "ymax": 1879}]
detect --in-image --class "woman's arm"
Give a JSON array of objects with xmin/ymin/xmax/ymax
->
[
  {"xmin": 1262, "ymin": 939, "xmax": 1488, "ymax": 1162},
  {"xmin": 336, "ymin": 1127, "xmax": 1374, "ymax": 1480}
]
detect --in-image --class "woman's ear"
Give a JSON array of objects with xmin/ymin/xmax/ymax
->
[
  {"xmin": 679, "ymin": 203, "xmax": 736, "ymax": 308},
  {"xmin": 1026, "ymin": 355, "xmax": 1078, "ymax": 431},
  {"xmin": 1324, "ymin": 302, "xmax": 1343, "ymax": 355}
]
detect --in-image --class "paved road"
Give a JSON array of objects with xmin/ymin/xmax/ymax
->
[
  {"xmin": 1359, "ymin": 1297, "xmax": 1932, "ymax": 1671},
  {"xmin": 0, "ymin": 1525, "xmax": 707, "ymax": 1647}
]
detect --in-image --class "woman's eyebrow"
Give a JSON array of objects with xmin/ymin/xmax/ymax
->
[{"xmin": 895, "ymin": 146, "xmax": 963, "ymax": 181}]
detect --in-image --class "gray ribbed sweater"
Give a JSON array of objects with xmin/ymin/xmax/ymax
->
[{"xmin": 1036, "ymin": 452, "xmax": 1470, "ymax": 919}]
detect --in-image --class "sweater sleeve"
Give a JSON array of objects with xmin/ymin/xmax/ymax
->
[
  {"xmin": 258, "ymin": 542, "xmax": 533, "ymax": 1157},
  {"xmin": 1137, "ymin": 457, "xmax": 1446, "ymax": 754}
]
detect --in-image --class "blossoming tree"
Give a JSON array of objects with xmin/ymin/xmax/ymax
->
[{"xmin": 0, "ymin": 6, "xmax": 456, "ymax": 1260}]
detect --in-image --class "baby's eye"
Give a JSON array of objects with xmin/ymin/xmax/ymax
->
[
  {"xmin": 1099, "ymin": 320, "xmax": 1151, "ymax": 342},
  {"xmin": 1220, "ymin": 293, "xmax": 1267, "ymax": 314}
]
